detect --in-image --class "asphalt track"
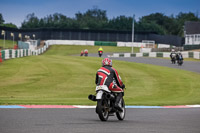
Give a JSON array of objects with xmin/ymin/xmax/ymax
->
[
  {"xmin": 0, "ymin": 108, "xmax": 200, "ymax": 133},
  {"xmin": 89, "ymin": 53, "xmax": 200, "ymax": 73}
]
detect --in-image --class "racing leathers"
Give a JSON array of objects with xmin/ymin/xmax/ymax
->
[
  {"xmin": 95, "ymin": 65, "xmax": 125, "ymax": 111},
  {"xmin": 95, "ymin": 65, "xmax": 124, "ymax": 93}
]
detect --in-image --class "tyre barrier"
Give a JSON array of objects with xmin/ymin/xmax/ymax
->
[{"xmin": 0, "ymin": 43, "xmax": 49, "ymax": 61}]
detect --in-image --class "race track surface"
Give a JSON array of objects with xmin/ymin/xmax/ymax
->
[
  {"xmin": 89, "ymin": 53, "xmax": 200, "ymax": 73},
  {"xmin": 0, "ymin": 108, "xmax": 200, "ymax": 133}
]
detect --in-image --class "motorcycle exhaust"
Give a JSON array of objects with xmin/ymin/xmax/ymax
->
[
  {"xmin": 106, "ymin": 93, "xmax": 115, "ymax": 100},
  {"xmin": 88, "ymin": 94, "xmax": 97, "ymax": 101}
]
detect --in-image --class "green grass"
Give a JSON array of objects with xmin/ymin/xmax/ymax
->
[
  {"xmin": 0, "ymin": 39, "xmax": 17, "ymax": 49},
  {"xmin": 0, "ymin": 45, "xmax": 200, "ymax": 105},
  {"xmin": 46, "ymin": 45, "xmax": 139, "ymax": 55}
]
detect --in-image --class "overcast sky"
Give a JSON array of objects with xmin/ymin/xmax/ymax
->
[{"xmin": 0, "ymin": 0, "xmax": 200, "ymax": 27}]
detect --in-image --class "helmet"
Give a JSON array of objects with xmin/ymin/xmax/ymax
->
[{"xmin": 102, "ymin": 58, "xmax": 112, "ymax": 66}]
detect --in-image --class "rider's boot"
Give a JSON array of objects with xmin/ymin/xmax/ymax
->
[{"xmin": 114, "ymin": 93, "xmax": 123, "ymax": 112}]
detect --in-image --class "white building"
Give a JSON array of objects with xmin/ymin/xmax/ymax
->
[{"xmin": 184, "ymin": 21, "xmax": 200, "ymax": 45}]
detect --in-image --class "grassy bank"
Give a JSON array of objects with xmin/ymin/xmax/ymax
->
[
  {"xmin": 0, "ymin": 39, "xmax": 17, "ymax": 49},
  {"xmin": 0, "ymin": 45, "xmax": 200, "ymax": 105}
]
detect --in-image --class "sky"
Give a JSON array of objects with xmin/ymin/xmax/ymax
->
[{"xmin": 0, "ymin": 0, "xmax": 200, "ymax": 27}]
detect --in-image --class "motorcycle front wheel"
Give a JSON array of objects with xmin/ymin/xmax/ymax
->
[
  {"xmin": 116, "ymin": 98, "xmax": 126, "ymax": 120},
  {"xmin": 96, "ymin": 99, "xmax": 109, "ymax": 121}
]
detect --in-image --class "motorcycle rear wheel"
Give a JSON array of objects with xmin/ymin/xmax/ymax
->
[
  {"xmin": 96, "ymin": 99, "xmax": 109, "ymax": 121},
  {"xmin": 116, "ymin": 98, "xmax": 126, "ymax": 120}
]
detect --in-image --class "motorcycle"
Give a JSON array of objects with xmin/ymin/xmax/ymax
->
[
  {"xmin": 98, "ymin": 51, "xmax": 103, "ymax": 57},
  {"xmin": 177, "ymin": 55, "xmax": 183, "ymax": 66},
  {"xmin": 177, "ymin": 59, "xmax": 183, "ymax": 66},
  {"xmin": 88, "ymin": 85, "xmax": 125, "ymax": 121}
]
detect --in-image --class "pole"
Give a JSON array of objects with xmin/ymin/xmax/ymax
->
[
  {"xmin": 3, "ymin": 33, "xmax": 5, "ymax": 49},
  {"xmin": 1, "ymin": 30, "xmax": 5, "ymax": 49},
  {"xmin": 131, "ymin": 14, "xmax": 135, "ymax": 54},
  {"xmin": 33, "ymin": 34, "xmax": 35, "ymax": 40},
  {"xmin": 13, "ymin": 34, "xmax": 14, "ymax": 47}
]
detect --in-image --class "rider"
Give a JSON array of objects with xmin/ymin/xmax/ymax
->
[
  {"xmin": 98, "ymin": 47, "xmax": 103, "ymax": 57},
  {"xmin": 95, "ymin": 58, "xmax": 125, "ymax": 111},
  {"xmin": 176, "ymin": 51, "xmax": 183, "ymax": 61},
  {"xmin": 170, "ymin": 49, "xmax": 176, "ymax": 63},
  {"xmin": 84, "ymin": 49, "xmax": 88, "ymax": 56},
  {"xmin": 80, "ymin": 50, "xmax": 84, "ymax": 56}
]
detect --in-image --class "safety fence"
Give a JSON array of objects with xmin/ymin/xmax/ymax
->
[
  {"xmin": 111, "ymin": 52, "xmax": 200, "ymax": 59},
  {"xmin": 0, "ymin": 43, "xmax": 49, "ymax": 61}
]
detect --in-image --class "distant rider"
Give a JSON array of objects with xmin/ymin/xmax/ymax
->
[
  {"xmin": 80, "ymin": 50, "xmax": 84, "ymax": 56},
  {"xmin": 176, "ymin": 51, "xmax": 183, "ymax": 65},
  {"xmin": 84, "ymin": 49, "xmax": 88, "ymax": 56},
  {"xmin": 98, "ymin": 47, "xmax": 103, "ymax": 57},
  {"xmin": 170, "ymin": 49, "xmax": 177, "ymax": 64},
  {"xmin": 95, "ymin": 58, "xmax": 125, "ymax": 111}
]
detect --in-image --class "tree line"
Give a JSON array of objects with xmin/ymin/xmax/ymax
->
[{"xmin": 1, "ymin": 8, "xmax": 200, "ymax": 37}]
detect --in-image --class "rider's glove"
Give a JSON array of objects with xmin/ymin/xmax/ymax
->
[{"xmin": 122, "ymin": 84, "xmax": 125, "ymax": 89}]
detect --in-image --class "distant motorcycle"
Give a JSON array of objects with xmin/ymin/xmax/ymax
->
[
  {"xmin": 98, "ymin": 51, "xmax": 103, "ymax": 57},
  {"xmin": 88, "ymin": 85, "xmax": 125, "ymax": 121},
  {"xmin": 177, "ymin": 59, "xmax": 183, "ymax": 66},
  {"xmin": 177, "ymin": 54, "xmax": 183, "ymax": 66}
]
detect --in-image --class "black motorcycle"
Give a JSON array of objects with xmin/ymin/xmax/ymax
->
[
  {"xmin": 176, "ymin": 54, "xmax": 183, "ymax": 66},
  {"xmin": 177, "ymin": 59, "xmax": 183, "ymax": 66},
  {"xmin": 88, "ymin": 85, "xmax": 125, "ymax": 121}
]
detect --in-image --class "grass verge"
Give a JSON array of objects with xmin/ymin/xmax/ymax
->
[
  {"xmin": 0, "ymin": 45, "xmax": 200, "ymax": 105},
  {"xmin": 0, "ymin": 39, "xmax": 17, "ymax": 49}
]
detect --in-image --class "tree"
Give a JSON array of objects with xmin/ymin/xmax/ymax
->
[
  {"xmin": 1, "ymin": 23, "xmax": 17, "ymax": 28},
  {"xmin": 21, "ymin": 13, "xmax": 39, "ymax": 28},
  {"xmin": 107, "ymin": 16, "xmax": 132, "ymax": 30},
  {"xmin": 75, "ymin": 7, "xmax": 108, "ymax": 29},
  {"xmin": 176, "ymin": 12, "xmax": 200, "ymax": 36},
  {"xmin": 0, "ymin": 13, "xmax": 4, "ymax": 24},
  {"xmin": 20, "ymin": 10, "xmax": 200, "ymax": 37},
  {"xmin": 135, "ymin": 21, "xmax": 166, "ymax": 34}
]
